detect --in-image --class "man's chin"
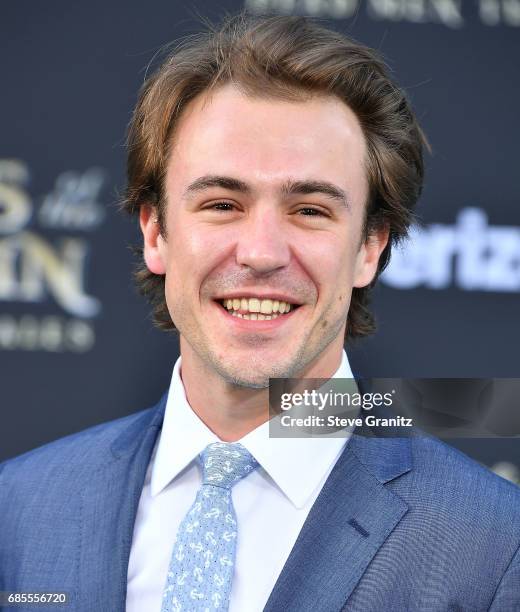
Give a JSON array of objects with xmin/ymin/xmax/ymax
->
[
  {"xmin": 216, "ymin": 366, "xmax": 274, "ymax": 389},
  {"xmin": 213, "ymin": 358, "xmax": 300, "ymax": 390}
]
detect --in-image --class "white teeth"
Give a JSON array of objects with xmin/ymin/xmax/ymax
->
[
  {"xmin": 260, "ymin": 300, "xmax": 273, "ymax": 314},
  {"xmin": 222, "ymin": 297, "xmax": 295, "ymax": 315},
  {"xmin": 248, "ymin": 298, "xmax": 260, "ymax": 313},
  {"xmin": 239, "ymin": 312, "xmax": 281, "ymax": 320}
]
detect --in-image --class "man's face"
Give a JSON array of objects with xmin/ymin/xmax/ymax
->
[{"xmin": 141, "ymin": 84, "xmax": 388, "ymax": 388}]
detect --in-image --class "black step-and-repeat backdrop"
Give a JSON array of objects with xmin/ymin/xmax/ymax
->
[{"xmin": 1, "ymin": 1, "xmax": 519, "ymax": 482}]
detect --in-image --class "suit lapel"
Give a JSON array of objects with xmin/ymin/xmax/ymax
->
[
  {"xmin": 264, "ymin": 398, "xmax": 413, "ymax": 612},
  {"xmin": 77, "ymin": 395, "xmax": 167, "ymax": 611}
]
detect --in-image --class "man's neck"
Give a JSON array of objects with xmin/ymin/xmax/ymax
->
[{"xmin": 179, "ymin": 341, "xmax": 344, "ymax": 442}]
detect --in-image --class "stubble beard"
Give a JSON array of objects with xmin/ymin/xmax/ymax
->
[
  {"xmin": 186, "ymin": 315, "xmax": 347, "ymax": 390},
  {"xmin": 173, "ymin": 289, "xmax": 349, "ymax": 389}
]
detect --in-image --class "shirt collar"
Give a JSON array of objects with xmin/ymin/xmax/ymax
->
[{"xmin": 151, "ymin": 350, "xmax": 355, "ymax": 509}]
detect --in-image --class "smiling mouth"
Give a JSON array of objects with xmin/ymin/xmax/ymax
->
[{"xmin": 217, "ymin": 297, "xmax": 300, "ymax": 320}]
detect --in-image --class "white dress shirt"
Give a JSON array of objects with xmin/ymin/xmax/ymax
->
[{"xmin": 126, "ymin": 351, "xmax": 355, "ymax": 612}]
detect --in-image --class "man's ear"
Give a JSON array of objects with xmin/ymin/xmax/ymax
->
[
  {"xmin": 139, "ymin": 205, "xmax": 166, "ymax": 275},
  {"xmin": 353, "ymin": 225, "xmax": 390, "ymax": 288}
]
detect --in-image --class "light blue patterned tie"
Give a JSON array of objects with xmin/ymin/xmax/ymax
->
[{"xmin": 161, "ymin": 442, "xmax": 259, "ymax": 612}]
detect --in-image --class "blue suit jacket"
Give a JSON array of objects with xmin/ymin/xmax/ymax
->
[{"xmin": 1, "ymin": 392, "xmax": 520, "ymax": 611}]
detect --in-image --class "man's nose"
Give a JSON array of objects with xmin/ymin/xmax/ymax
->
[{"xmin": 235, "ymin": 207, "xmax": 291, "ymax": 274}]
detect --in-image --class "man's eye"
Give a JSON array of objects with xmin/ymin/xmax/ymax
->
[
  {"xmin": 297, "ymin": 207, "xmax": 327, "ymax": 217},
  {"xmin": 209, "ymin": 201, "xmax": 235, "ymax": 211}
]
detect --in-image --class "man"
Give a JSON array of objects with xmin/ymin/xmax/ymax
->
[{"xmin": 1, "ymin": 13, "xmax": 519, "ymax": 612}]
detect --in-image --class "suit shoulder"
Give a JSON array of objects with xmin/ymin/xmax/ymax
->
[{"xmin": 408, "ymin": 433, "xmax": 520, "ymax": 507}]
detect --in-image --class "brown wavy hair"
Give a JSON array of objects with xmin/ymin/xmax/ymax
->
[{"xmin": 123, "ymin": 11, "xmax": 427, "ymax": 340}]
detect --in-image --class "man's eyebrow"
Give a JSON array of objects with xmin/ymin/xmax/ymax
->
[
  {"xmin": 183, "ymin": 175, "xmax": 349, "ymax": 210},
  {"xmin": 280, "ymin": 179, "xmax": 350, "ymax": 210},
  {"xmin": 183, "ymin": 175, "xmax": 252, "ymax": 198}
]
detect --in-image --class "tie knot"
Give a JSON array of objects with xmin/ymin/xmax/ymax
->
[{"xmin": 199, "ymin": 442, "xmax": 258, "ymax": 489}]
